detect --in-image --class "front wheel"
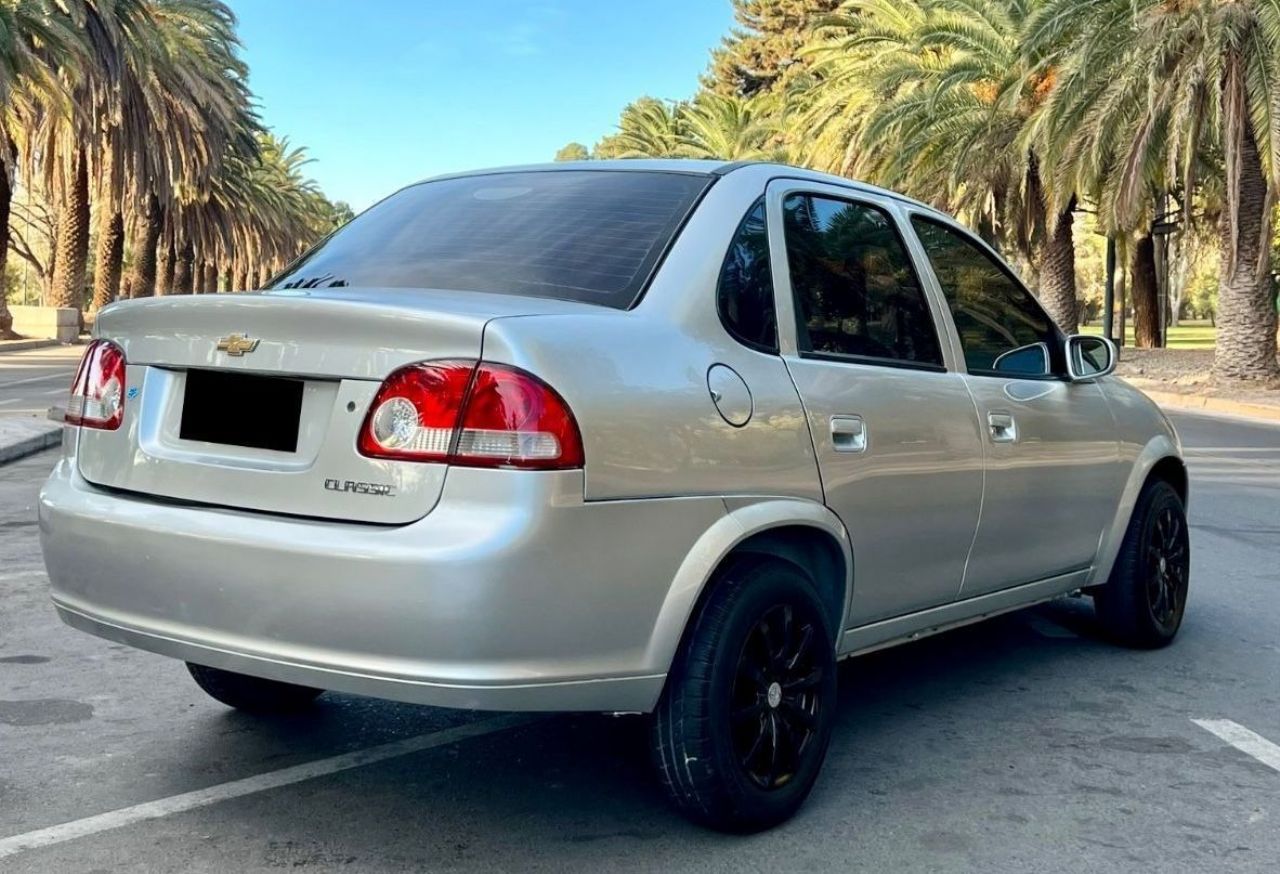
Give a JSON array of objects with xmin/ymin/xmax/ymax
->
[
  {"xmin": 650, "ymin": 559, "xmax": 838, "ymax": 832},
  {"xmin": 1093, "ymin": 479, "xmax": 1190, "ymax": 648},
  {"xmin": 187, "ymin": 663, "xmax": 323, "ymax": 714}
]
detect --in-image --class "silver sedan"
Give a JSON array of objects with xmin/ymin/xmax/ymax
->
[{"xmin": 40, "ymin": 160, "xmax": 1189, "ymax": 831}]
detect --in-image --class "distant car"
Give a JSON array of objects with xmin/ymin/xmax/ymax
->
[{"xmin": 40, "ymin": 161, "xmax": 1190, "ymax": 831}]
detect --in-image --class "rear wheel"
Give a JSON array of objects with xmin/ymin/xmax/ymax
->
[
  {"xmin": 187, "ymin": 663, "xmax": 322, "ymax": 713},
  {"xmin": 650, "ymin": 559, "xmax": 837, "ymax": 832},
  {"xmin": 1093, "ymin": 479, "xmax": 1190, "ymax": 648}
]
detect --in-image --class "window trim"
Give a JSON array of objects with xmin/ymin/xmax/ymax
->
[
  {"xmin": 779, "ymin": 191, "xmax": 949, "ymax": 371},
  {"xmin": 716, "ymin": 197, "xmax": 779, "ymax": 354},
  {"xmin": 908, "ymin": 213, "xmax": 1067, "ymax": 381}
]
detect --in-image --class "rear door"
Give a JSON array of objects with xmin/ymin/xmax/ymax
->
[
  {"xmin": 767, "ymin": 181, "xmax": 985, "ymax": 626},
  {"xmin": 905, "ymin": 213, "xmax": 1123, "ymax": 596}
]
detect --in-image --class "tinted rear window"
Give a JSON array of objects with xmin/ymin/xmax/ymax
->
[{"xmin": 269, "ymin": 170, "xmax": 711, "ymax": 308}]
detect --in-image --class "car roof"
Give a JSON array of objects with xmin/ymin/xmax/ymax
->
[{"xmin": 415, "ymin": 159, "xmax": 941, "ymax": 217}]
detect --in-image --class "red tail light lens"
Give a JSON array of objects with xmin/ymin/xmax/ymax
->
[
  {"xmin": 358, "ymin": 360, "xmax": 584, "ymax": 470},
  {"xmin": 66, "ymin": 340, "xmax": 127, "ymax": 430}
]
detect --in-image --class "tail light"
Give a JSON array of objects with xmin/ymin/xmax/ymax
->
[
  {"xmin": 66, "ymin": 339, "xmax": 127, "ymax": 430},
  {"xmin": 358, "ymin": 360, "xmax": 584, "ymax": 470}
]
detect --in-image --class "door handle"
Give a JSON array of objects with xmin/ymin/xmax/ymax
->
[
  {"xmin": 830, "ymin": 415, "xmax": 867, "ymax": 453},
  {"xmin": 988, "ymin": 412, "xmax": 1017, "ymax": 443}
]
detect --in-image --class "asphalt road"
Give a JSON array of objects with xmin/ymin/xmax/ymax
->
[
  {"xmin": 1, "ymin": 409, "xmax": 1277, "ymax": 872},
  {"xmin": 0, "ymin": 346, "xmax": 84, "ymax": 419}
]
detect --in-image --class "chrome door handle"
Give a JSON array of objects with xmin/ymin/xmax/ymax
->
[
  {"xmin": 830, "ymin": 415, "xmax": 867, "ymax": 453},
  {"xmin": 988, "ymin": 412, "xmax": 1017, "ymax": 443}
]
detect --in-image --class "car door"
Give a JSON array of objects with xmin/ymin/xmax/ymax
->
[
  {"xmin": 905, "ymin": 213, "xmax": 1124, "ymax": 597},
  {"xmin": 767, "ymin": 181, "xmax": 985, "ymax": 627}
]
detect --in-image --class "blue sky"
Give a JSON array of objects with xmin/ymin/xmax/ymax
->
[{"xmin": 227, "ymin": 1, "xmax": 734, "ymax": 211}]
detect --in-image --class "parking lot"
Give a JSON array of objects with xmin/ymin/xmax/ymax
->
[{"xmin": 1, "ymin": 409, "xmax": 1278, "ymax": 872}]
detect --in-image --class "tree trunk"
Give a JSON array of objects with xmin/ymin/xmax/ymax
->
[
  {"xmin": 173, "ymin": 241, "xmax": 194, "ymax": 294},
  {"xmin": 221, "ymin": 265, "xmax": 233, "ymax": 293},
  {"xmin": 234, "ymin": 262, "xmax": 249, "ymax": 292},
  {"xmin": 157, "ymin": 235, "xmax": 176, "ymax": 296},
  {"xmin": 1131, "ymin": 233, "xmax": 1161, "ymax": 348},
  {"xmin": 1037, "ymin": 200, "xmax": 1080, "ymax": 332},
  {"xmin": 127, "ymin": 194, "xmax": 163, "ymax": 298},
  {"xmin": 201, "ymin": 260, "xmax": 217, "ymax": 293},
  {"xmin": 0, "ymin": 159, "xmax": 14, "ymax": 338},
  {"xmin": 1116, "ymin": 237, "xmax": 1127, "ymax": 346},
  {"xmin": 1214, "ymin": 117, "xmax": 1280, "ymax": 381},
  {"xmin": 49, "ymin": 151, "xmax": 90, "ymax": 310},
  {"xmin": 92, "ymin": 209, "xmax": 125, "ymax": 311}
]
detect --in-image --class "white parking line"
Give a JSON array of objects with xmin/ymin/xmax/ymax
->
[
  {"xmin": 1192, "ymin": 719, "xmax": 1280, "ymax": 774},
  {"xmin": 0, "ymin": 713, "xmax": 538, "ymax": 860}
]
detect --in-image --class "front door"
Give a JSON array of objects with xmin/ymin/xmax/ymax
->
[
  {"xmin": 906, "ymin": 214, "xmax": 1124, "ymax": 596},
  {"xmin": 768, "ymin": 183, "xmax": 985, "ymax": 627}
]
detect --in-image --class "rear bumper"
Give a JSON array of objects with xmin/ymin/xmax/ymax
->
[{"xmin": 39, "ymin": 457, "xmax": 726, "ymax": 712}]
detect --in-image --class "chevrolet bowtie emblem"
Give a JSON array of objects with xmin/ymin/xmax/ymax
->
[{"xmin": 216, "ymin": 334, "xmax": 260, "ymax": 356}]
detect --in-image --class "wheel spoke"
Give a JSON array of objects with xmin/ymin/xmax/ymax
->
[
  {"xmin": 786, "ymin": 624, "xmax": 814, "ymax": 671},
  {"xmin": 784, "ymin": 667, "xmax": 822, "ymax": 691},
  {"xmin": 741, "ymin": 712, "xmax": 768, "ymax": 766},
  {"xmin": 760, "ymin": 613, "xmax": 783, "ymax": 670},
  {"xmin": 765, "ymin": 712, "xmax": 781, "ymax": 786},
  {"xmin": 781, "ymin": 700, "xmax": 816, "ymax": 730}
]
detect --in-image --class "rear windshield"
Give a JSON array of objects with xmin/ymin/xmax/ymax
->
[{"xmin": 269, "ymin": 170, "xmax": 712, "ymax": 309}]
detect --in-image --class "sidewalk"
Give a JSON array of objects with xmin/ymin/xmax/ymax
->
[
  {"xmin": 0, "ymin": 417, "xmax": 62, "ymax": 465},
  {"xmin": 1123, "ymin": 377, "xmax": 1280, "ymax": 424},
  {"xmin": 0, "ymin": 337, "xmax": 65, "ymax": 353}
]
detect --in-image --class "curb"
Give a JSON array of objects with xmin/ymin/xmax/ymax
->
[
  {"xmin": 0, "ymin": 338, "xmax": 67, "ymax": 353},
  {"xmin": 0, "ymin": 426, "xmax": 62, "ymax": 466},
  {"xmin": 1140, "ymin": 388, "xmax": 1280, "ymax": 424}
]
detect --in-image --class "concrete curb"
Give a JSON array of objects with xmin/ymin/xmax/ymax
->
[
  {"xmin": 0, "ymin": 338, "xmax": 66, "ymax": 353},
  {"xmin": 1140, "ymin": 388, "xmax": 1280, "ymax": 424},
  {"xmin": 0, "ymin": 420, "xmax": 63, "ymax": 466}
]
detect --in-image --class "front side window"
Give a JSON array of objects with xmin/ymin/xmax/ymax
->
[
  {"xmin": 270, "ymin": 170, "xmax": 712, "ymax": 309},
  {"xmin": 783, "ymin": 194, "xmax": 943, "ymax": 368},
  {"xmin": 911, "ymin": 217, "xmax": 1062, "ymax": 377},
  {"xmin": 717, "ymin": 200, "xmax": 777, "ymax": 352}
]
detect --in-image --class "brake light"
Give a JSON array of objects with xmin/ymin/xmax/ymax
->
[
  {"xmin": 66, "ymin": 339, "xmax": 126, "ymax": 430},
  {"xmin": 358, "ymin": 360, "xmax": 584, "ymax": 470}
]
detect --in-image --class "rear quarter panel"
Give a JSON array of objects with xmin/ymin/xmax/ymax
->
[{"xmin": 480, "ymin": 313, "xmax": 821, "ymax": 501}]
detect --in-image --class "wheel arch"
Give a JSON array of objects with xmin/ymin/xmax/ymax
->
[
  {"xmin": 1092, "ymin": 435, "xmax": 1186, "ymax": 587},
  {"xmin": 643, "ymin": 498, "xmax": 853, "ymax": 689}
]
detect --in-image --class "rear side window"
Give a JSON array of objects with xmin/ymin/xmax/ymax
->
[
  {"xmin": 717, "ymin": 200, "xmax": 777, "ymax": 352},
  {"xmin": 910, "ymin": 217, "xmax": 1062, "ymax": 377},
  {"xmin": 270, "ymin": 170, "xmax": 711, "ymax": 309},
  {"xmin": 783, "ymin": 194, "xmax": 943, "ymax": 368}
]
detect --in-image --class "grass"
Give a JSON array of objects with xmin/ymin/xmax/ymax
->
[{"xmin": 1079, "ymin": 320, "xmax": 1216, "ymax": 349}]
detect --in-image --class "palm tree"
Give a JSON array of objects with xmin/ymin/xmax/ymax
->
[
  {"xmin": 98, "ymin": 0, "xmax": 254, "ymax": 306},
  {"xmin": 678, "ymin": 91, "xmax": 784, "ymax": 161},
  {"xmin": 1027, "ymin": 0, "xmax": 1280, "ymax": 381},
  {"xmin": 797, "ymin": 0, "xmax": 1082, "ymax": 331},
  {"xmin": 33, "ymin": 0, "xmax": 152, "ymax": 312},
  {"xmin": 594, "ymin": 97, "xmax": 685, "ymax": 158},
  {"xmin": 0, "ymin": 0, "xmax": 80, "ymax": 336}
]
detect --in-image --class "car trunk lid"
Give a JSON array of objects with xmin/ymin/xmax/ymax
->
[{"xmin": 75, "ymin": 289, "xmax": 593, "ymax": 524}]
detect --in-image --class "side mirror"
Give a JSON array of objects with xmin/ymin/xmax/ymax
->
[{"xmin": 1065, "ymin": 335, "xmax": 1116, "ymax": 381}]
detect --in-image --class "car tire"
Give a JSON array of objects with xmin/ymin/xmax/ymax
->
[
  {"xmin": 650, "ymin": 558, "xmax": 838, "ymax": 832},
  {"xmin": 1093, "ymin": 479, "xmax": 1190, "ymax": 649},
  {"xmin": 187, "ymin": 663, "xmax": 323, "ymax": 713}
]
